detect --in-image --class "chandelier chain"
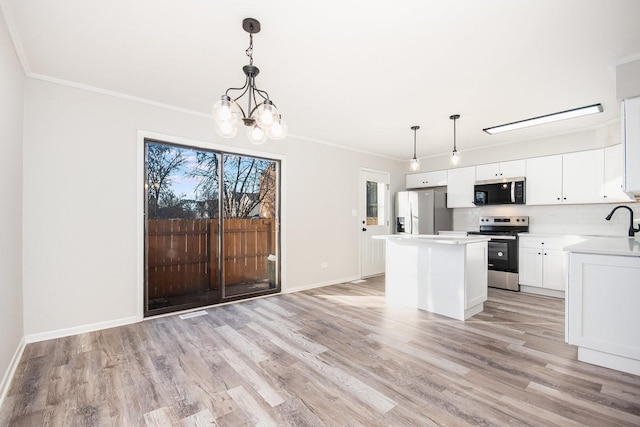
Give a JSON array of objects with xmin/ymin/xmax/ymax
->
[{"xmin": 246, "ymin": 32, "xmax": 254, "ymax": 65}]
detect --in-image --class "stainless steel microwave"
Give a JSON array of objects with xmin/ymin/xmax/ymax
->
[{"xmin": 474, "ymin": 178, "xmax": 525, "ymax": 205}]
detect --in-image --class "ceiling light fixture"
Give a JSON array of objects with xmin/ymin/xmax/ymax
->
[
  {"xmin": 450, "ymin": 114, "xmax": 461, "ymax": 166},
  {"xmin": 410, "ymin": 125, "xmax": 420, "ymax": 171},
  {"xmin": 483, "ymin": 103, "xmax": 603, "ymax": 135},
  {"xmin": 212, "ymin": 18, "xmax": 287, "ymax": 144}
]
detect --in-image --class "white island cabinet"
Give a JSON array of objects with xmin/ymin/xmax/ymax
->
[
  {"xmin": 374, "ymin": 235, "xmax": 490, "ymax": 321},
  {"xmin": 565, "ymin": 236, "xmax": 640, "ymax": 375}
]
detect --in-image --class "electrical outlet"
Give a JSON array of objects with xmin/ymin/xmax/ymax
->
[{"xmin": 321, "ymin": 262, "xmax": 328, "ymax": 268}]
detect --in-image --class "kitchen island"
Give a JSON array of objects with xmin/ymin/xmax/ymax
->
[
  {"xmin": 374, "ymin": 235, "xmax": 490, "ymax": 321},
  {"xmin": 565, "ymin": 236, "xmax": 640, "ymax": 375}
]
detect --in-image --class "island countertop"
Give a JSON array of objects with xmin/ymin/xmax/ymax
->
[
  {"xmin": 564, "ymin": 236, "xmax": 640, "ymax": 257},
  {"xmin": 373, "ymin": 234, "xmax": 491, "ymax": 245}
]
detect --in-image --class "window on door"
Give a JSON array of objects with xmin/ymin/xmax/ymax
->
[
  {"xmin": 144, "ymin": 139, "xmax": 280, "ymax": 316},
  {"xmin": 366, "ymin": 180, "xmax": 386, "ymax": 226}
]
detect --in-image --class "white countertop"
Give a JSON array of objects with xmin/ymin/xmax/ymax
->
[
  {"xmin": 373, "ymin": 234, "xmax": 491, "ymax": 245},
  {"xmin": 437, "ymin": 230, "xmax": 468, "ymax": 236},
  {"xmin": 518, "ymin": 232, "xmax": 585, "ymax": 238},
  {"xmin": 564, "ymin": 236, "xmax": 640, "ymax": 257}
]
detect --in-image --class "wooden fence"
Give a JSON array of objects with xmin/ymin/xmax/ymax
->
[{"xmin": 147, "ymin": 218, "xmax": 275, "ymax": 300}]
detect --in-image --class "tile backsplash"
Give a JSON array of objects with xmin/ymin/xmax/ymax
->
[{"xmin": 453, "ymin": 202, "xmax": 640, "ymax": 236}]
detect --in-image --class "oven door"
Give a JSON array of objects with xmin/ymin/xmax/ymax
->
[{"xmin": 487, "ymin": 237, "xmax": 518, "ymax": 273}]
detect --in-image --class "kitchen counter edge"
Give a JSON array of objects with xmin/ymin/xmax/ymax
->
[
  {"xmin": 373, "ymin": 235, "xmax": 491, "ymax": 245},
  {"xmin": 563, "ymin": 236, "xmax": 640, "ymax": 257}
]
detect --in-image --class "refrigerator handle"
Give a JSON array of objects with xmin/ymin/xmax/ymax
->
[{"xmin": 408, "ymin": 198, "xmax": 413, "ymax": 234}]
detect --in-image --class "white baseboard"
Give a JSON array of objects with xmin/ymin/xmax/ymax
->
[
  {"xmin": 25, "ymin": 315, "xmax": 138, "ymax": 344},
  {"xmin": 24, "ymin": 276, "xmax": 361, "ymax": 342},
  {"xmin": 520, "ymin": 285, "xmax": 565, "ymax": 299},
  {"xmin": 2, "ymin": 276, "xmax": 364, "ymax": 406},
  {"xmin": 0, "ymin": 337, "xmax": 26, "ymax": 407},
  {"xmin": 283, "ymin": 276, "xmax": 360, "ymax": 294}
]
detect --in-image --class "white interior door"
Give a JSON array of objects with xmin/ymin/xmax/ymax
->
[{"xmin": 360, "ymin": 169, "xmax": 390, "ymax": 277}]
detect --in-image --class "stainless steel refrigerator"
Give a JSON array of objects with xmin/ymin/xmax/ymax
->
[{"xmin": 395, "ymin": 187, "xmax": 452, "ymax": 234}]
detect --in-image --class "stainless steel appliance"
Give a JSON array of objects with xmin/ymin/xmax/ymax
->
[
  {"xmin": 474, "ymin": 178, "xmax": 525, "ymax": 205},
  {"xmin": 468, "ymin": 216, "xmax": 529, "ymax": 291},
  {"xmin": 395, "ymin": 188, "xmax": 452, "ymax": 235}
]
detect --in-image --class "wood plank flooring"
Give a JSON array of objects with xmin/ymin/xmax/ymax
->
[{"xmin": 2, "ymin": 276, "xmax": 639, "ymax": 426}]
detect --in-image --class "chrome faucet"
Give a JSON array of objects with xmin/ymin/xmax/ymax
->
[{"xmin": 605, "ymin": 205, "xmax": 640, "ymax": 237}]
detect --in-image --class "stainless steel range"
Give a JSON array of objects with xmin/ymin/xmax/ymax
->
[{"xmin": 468, "ymin": 216, "xmax": 529, "ymax": 291}]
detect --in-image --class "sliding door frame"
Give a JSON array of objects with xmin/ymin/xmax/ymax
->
[{"xmin": 136, "ymin": 130, "xmax": 286, "ymax": 320}]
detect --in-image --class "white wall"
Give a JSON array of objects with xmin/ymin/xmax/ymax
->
[
  {"xmin": 0, "ymin": 7, "xmax": 24, "ymax": 399},
  {"xmin": 22, "ymin": 78, "xmax": 405, "ymax": 337}
]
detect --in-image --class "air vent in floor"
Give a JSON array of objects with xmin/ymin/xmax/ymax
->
[{"xmin": 179, "ymin": 310, "xmax": 208, "ymax": 320}]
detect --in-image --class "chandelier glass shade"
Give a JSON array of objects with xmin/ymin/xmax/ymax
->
[
  {"xmin": 450, "ymin": 114, "xmax": 461, "ymax": 166},
  {"xmin": 213, "ymin": 18, "xmax": 287, "ymax": 144},
  {"xmin": 410, "ymin": 125, "xmax": 420, "ymax": 172}
]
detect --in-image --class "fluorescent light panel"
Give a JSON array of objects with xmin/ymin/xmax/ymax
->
[{"xmin": 483, "ymin": 103, "xmax": 603, "ymax": 135}]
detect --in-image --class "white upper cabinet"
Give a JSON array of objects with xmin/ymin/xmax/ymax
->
[
  {"xmin": 622, "ymin": 96, "xmax": 640, "ymax": 198},
  {"xmin": 562, "ymin": 149, "xmax": 604, "ymax": 204},
  {"xmin": 406, "ymin": 170, "xmax": 448, "ymax": 189},
  {"xmin": 475, "ymin": 160, "xmax": 526, "ymax": 181},
  {"xmin": 603, "ymin": 144, "xmax": 634, "ymax": 202},
  {"xmin": 446, "ymin": 166, "xmax": 476, "ymax": 208},
  {"xmin": 526, "ymin": 150, "xmax": 604, "ymax": 205},
  {"xmin": 525, "ymin": 155, "xmax": 563, "ymax": 205}
]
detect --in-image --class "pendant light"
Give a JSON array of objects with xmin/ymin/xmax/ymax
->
[
  {"xmin": 410, "ymin": 125, "xmax": 420, "ymax": 171},
  {"xmin": 450, "ymin": 114, "xmax": 461, "ymax": 166},
  {"xmin": 212, "ymin": 18, "xmax": 287, "ymax": 144}
]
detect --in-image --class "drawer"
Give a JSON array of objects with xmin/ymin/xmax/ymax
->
[{"xmin": 519, "ymin": 236, "xmax": 580, "ymax": 250}]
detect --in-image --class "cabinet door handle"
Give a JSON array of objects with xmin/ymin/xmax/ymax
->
[{"xmin": 362, "ymin": 228, "xmax": 367, "ymax": 232}]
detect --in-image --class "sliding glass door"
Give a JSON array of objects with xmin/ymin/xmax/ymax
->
[{"xmin": 144, "ymin": 140, "xmax": 280, "ymax": 316}]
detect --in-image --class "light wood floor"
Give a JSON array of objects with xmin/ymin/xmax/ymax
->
[{"xmin": 2, "ymin": 276, "xmax": 639, "ymax": 426}]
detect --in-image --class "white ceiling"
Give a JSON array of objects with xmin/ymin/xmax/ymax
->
[{"xmin": 3, "ymin": 0, "xmax": 640, "ymax": 160}]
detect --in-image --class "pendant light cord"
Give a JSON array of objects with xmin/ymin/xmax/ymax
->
[
  {"xmin": 450, "ymin": 114, "xmax": 460, "ymax": 152},
  {"xmin": 453, "ymin": 118, "xmax": 457, "ymax": 151}
]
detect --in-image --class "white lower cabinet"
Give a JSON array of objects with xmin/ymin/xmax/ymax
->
[
  {"xmin": 518, "ymin": 246, "xmax": 544, "ymax": 285},
  {"xmin": 519, "ymin": 236, "xmax": 581, "ymax": 293},
  {"xmin": 566, "ymin": 252, "xmax": 640, "ymax": 375}
]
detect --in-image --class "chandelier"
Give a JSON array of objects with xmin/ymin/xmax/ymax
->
[{"xmin": 212, "ymin": 18, "xmax": 287, "ymax": 144}]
